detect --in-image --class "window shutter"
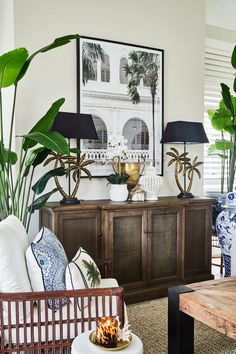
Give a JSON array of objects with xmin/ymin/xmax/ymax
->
[{"xmin": 204, "ymin": 43, "xmax": 234, "ymax": 193}]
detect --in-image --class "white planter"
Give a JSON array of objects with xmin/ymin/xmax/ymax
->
[{"xmin": 109, "ymin": 184, "xmax": 128, "ymax": 202}]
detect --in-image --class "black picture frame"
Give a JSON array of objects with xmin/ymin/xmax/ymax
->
[{"xmin": 77, "ymin": 36, "xmax": 164, "ymax": 177}]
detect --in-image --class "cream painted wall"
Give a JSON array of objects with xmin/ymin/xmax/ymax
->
[
  {"xmin": 0, "ymin": 0, "xmax": 14, "ymax": 145},
  {"xmin": 12, "ymin": 0, "xmax": 206, "ymax": 237},
  {"xmin": 13, "ymin": 0, "xmax": 206, "ymax": 204}
]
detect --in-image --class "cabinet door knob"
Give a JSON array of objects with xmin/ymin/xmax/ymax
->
[
  {"xmin": 144, "ymin": 230, "xmax": 148, "ymax": 234},
  {"xmin": 97, "ymin": 232, "xmax": 103, "ymax": 237}
]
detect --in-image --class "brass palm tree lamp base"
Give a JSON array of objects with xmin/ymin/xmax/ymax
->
[
  {"xmin": 161, "ymin": 121, "xmax": 209, "ymax": 198},
  {"xmin": 49, "ymin": 112, "xmax": 98, "ymax": 204}
]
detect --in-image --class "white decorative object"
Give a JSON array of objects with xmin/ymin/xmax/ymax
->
[
  {"xmin": 139, "ymin": 165, "xmax": 163, "ymax": 200},
  {"xmin": 0, "ymin": 215, "xmax": 31, "ymax": 293},
  {"xmin": 109, "ymin": 184, "xmax": 128, "ymax": 202},
  {"xmin": 216, "ymin": 191, "xmax": 236, "ymax": 276},
  {"xmin": 131, "ymin": 189, "xmax": 145, "ymax": 202}
]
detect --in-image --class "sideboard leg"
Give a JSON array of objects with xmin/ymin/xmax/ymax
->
[{"xmin": 168, "ymin": 285, "xmax": 194, "ymax": 354}]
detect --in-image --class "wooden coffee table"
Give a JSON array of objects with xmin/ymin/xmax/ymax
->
[{"xmin": 168, "ymin": 276, "xmax": 236, "ymax": 354}]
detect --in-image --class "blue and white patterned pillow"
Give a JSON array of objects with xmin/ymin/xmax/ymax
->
[{"xmin": 26, "ymin": 227, "xmax": 68, "ymax": 309}]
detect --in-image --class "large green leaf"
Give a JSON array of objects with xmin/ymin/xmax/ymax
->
[
  {"xmin": 221, "ymin": 83, "xmax": 235, "ymax": 117},
  {"xmin": 22, "ymin": 131, "xmax": 69, "ymax": 155},
  {"xmin": 17, "ymin": 34, "xmax": 79, "ymax": 82},
  {"xmin": 32, "ymin": 167, "xmax": 66, "ymax": 194},
  {"xmin": 0, "ymin": 143, "xmax": 17, "ymax": 168},
  {"xmin": 0, "ymin": 48, "xmax": 28, "ymax": 88},
  {"xmin": 23, "ymin": 147, "xmax": 51, "ymax": 177},
  {"xmin": 215, "ymin": 139, "xmax": 233, "ymax": 150},
  {"xmin": 211, "ymin": 108, "xmax": 231, "ymax": 131},
  {"xmin": 23, "ymin": 98, "xmax": 65, "ymax": 150},
  {"xmin": 28, "ymin": 188, "xmax": 58, "ymax": 214}
]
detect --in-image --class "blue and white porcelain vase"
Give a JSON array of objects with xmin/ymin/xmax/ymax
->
[{"xmin": 216, "ymin": 192, "xmax": 236, "ymax": 276}]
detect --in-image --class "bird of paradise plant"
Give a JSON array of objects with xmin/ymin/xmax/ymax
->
[
  {"xmin": 0, "ymin": 34, "xmax": 79, "ymax": 230},
  {"xmin": 167, "ymin": 147, "xmax": 203, "ymax": 197}
]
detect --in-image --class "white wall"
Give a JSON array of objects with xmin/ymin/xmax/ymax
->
[
  {"xmin": 12, "ymin": 0, "xmax": 206, "ymax": 236},
  {"xmin": 0, "ymin": 0, "xmax": 14, "ymax": 145},
  {"xmin": 13, "ymin": 0, "xmax": 206, "ymax": 200}
]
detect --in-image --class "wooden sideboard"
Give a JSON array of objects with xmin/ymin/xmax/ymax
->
[{"xmin": 40, "ymin": 197, "xmax": 214, "ymax": 304}]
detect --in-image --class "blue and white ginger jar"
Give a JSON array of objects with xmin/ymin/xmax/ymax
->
[{"xmin": 216, "ymin": 192, "xmax": 236, "ymax": 276}]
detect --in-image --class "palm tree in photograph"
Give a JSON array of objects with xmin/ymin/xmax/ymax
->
[
  {"xmin": 82, "ymin": 42, "xmax": 105, "ymax": 85},
  {"xmin": 124, "ymin": 51, "xmax": 160, "ymax": 166}
]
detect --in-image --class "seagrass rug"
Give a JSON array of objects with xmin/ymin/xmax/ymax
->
[{"xmin": 127, "ymin": 297, "xmax": 236, "ymax": 354}]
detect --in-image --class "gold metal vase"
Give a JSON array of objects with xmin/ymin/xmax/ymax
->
[{"xmin": 121, "ymin": 162, "xmax": 143, "ymax": 200}]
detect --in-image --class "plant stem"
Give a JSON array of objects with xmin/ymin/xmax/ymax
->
[
  {"xmin": 26, "ymin": 191, "xmax": 35, "ymax": 233},
  {"xmin": 23, "ymin": 167, "xmax": 35, "ymax": 226},
  {"xmin": 228, "ymin": 135, "xmax": 236, "ymax": 192},
  {"xmin": 0, "ymin": 171, "xmax": 9, "ymax": 218},
  {"xmin": 20, "ymin": 175, "xmax": 27, "ymax": 221}
]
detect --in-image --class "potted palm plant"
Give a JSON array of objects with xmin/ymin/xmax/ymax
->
[{"xmin": 0, "ymin": 34, "xmax": 79, "ymax": 230}]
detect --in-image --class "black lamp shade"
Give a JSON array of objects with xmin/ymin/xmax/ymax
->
[
  {"xmin": 160, "ymin": 121, "xmax": 209, "ymax": 144},
  {"xmin": 51, "ymin": 112, "xmax": 98, "ymax": 140}
]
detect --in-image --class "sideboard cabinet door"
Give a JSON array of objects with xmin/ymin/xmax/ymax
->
[
  {"xmin": 184, "ymin": 204, "xmax": 212, "ymax": 280},
  {"xmin": 103, "ymin": 209, "xmax": 147, "ymax": 289},
  {"xmin": 41, "ymin": 209, "xmax": 101, "ymax": 261},
  {"xmin": 147, "ymin": 207, "xmax": 183, "ymax": 285}
]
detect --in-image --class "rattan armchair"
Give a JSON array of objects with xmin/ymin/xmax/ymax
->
[{"xmin": 0, "ymin": 260, "xmax": 124, "ymax": 353}]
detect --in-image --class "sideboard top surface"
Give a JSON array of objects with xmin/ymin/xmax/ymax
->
[{"xmin": 43, "ymin": 196, "xmax": 213, "ymax": 213}]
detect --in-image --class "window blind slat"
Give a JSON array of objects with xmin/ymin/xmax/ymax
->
[{"xmin": 204, "ymin": 44, "xmax": 233, "ymax": 193}]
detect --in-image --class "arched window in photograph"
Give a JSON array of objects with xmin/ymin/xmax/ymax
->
[
  {"xmin": 82, "ymin": 116, "xmax": 107, "ymax": 149},
  {"xmin": 120, "ymin": 57, "xmax": 128, "ymax": 84},
  {"xmin": 101, "ymin": 54, "xmax": 110, "ymax": 82},
  {"xmin": 122, "ymin": 118, "xmax": 149, "ymax": 150}
]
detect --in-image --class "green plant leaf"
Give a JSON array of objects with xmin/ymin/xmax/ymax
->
[
  {"xmin": 207, "ymin": 109, "xmax": 216, "ymax": 119},
  {"xmin": 32, "ymin": 167, "xmax": 66, "ymax": 195},
  {"xmin": 22, "ymin": 98, "xmax": 65, "ymax": 150},
  {"xmin": 231, "ymin": 45, "xmax": 236, "ymax": 70},
  {"xmin": 106, "ymin": 172, "xmax": 129, "ymax": 184},
  {"xmin": 234, "ymin": 77, "xmax": 236, "ymax": 94},
  {"xmin": 70, "ymin": 147, "xmax": 80, "ymax": 154},
  {"xmin": 221, "ymin": 83, "xmax": 235, "ymax": 117},
  {"xmin": 28, "ymin": 188, "xmax": 58, "ymax": 213},
  {"xmin": 22, "ymin": 131, "xmax": 69, "ymax": 155},
  {"xmin": 23, "ymin": 147, "xmax": 51, "ymax": 177},
  {"xmin": 211, "ymin": 108, "xmax": 231, "ymax": 131},
  {"xmin": 215, "ymin": 139, "xmax": 233, "ymax": 150},
  {"xmin": 17, "ymin": 35, "xmax": 79, "ymax": 82},
  {"xmin": 0, "ymin": 143, "xmax": 17, "ymax": 167},
  {"xmin": 0, "ymin": 48, "xmax": 28, "ymax": 88}
]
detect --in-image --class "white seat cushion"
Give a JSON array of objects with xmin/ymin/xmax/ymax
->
[{"xmin": 0, "ymin": 215, "xmax": 31, "ymax": 293}]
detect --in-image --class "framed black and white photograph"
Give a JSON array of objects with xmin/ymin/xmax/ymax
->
[{"xmin": 77, "ymin": 36, "xmax": 164, "ymax": 177}]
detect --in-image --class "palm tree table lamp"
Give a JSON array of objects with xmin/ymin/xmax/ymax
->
[
  {"xmin": 49, "ymin": 112, "xmax": 98, "ymax": 204},
  {"xmin": 161, "ymin": 121, "xmax": 209, "ymax": 198}
]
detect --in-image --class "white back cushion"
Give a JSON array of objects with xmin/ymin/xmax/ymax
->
[{"xmin": 0, "ymin": 215, "xmax": 31, "ymax": 292}]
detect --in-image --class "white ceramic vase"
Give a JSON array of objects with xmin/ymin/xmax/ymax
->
[
  {"xmin": 109, "ymin": 184, "xmax": 128, "ymax": 202},
  {"xmin": 139, "ymin": 165, "xmax": 163, "ymax": 200}
]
